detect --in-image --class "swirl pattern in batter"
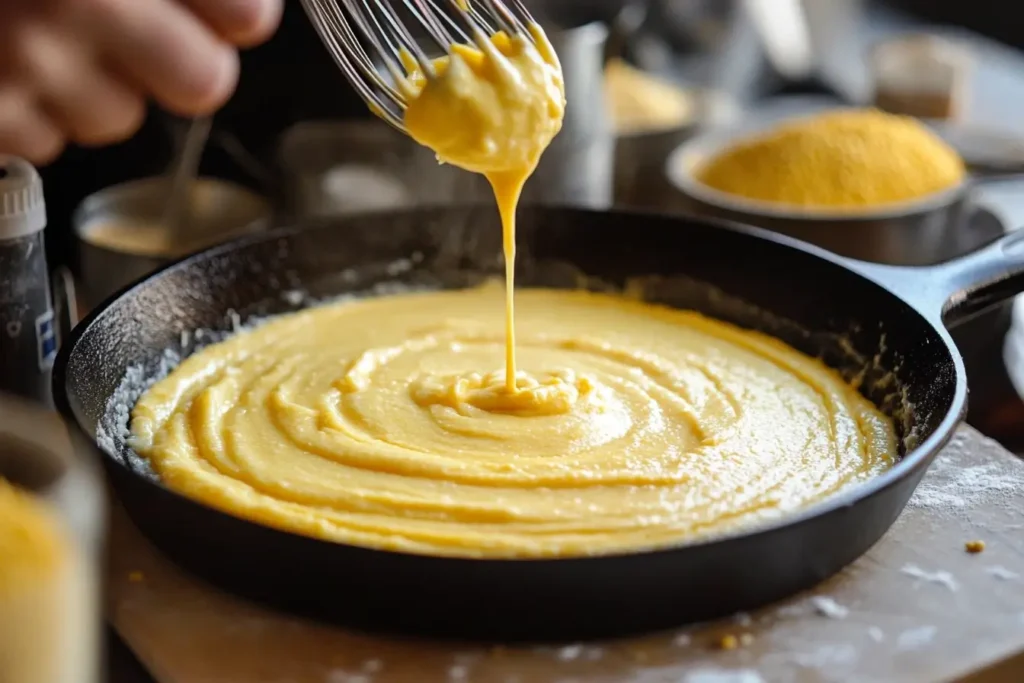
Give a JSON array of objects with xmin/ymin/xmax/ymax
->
[{"xmin": 130, "ymin": 284, "xmax": 897, "ymax": 558}]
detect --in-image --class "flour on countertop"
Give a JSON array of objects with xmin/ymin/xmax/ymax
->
[
  {"xmin": 906, "ymin": 434, "xmax": 1024, "ymax": 514},
  {"xmin": 867, "ymin": 626, "xmax": 885, "ymax": 643},
  {"xmin": 556, "ymin": 644, "xmax": 584, "ymax": 661},
  {"xmin": 777, "ymin": 595, "xmax": 848, "ymax": 620},
  {"xmin": 987, "ymin": 565, "xmax": 1020, "ymax": 580},
  {"xmin": 682, "ymin": 669, "xmax": 766, "ymax": 683},
  {"xmin": 788, "ymin": 643, "xmax": 859, "ymax": 669},
  {"xmin": 901, "ymin": 563, "xmax": 958, "ymax": 591},
  {"xmin": 673, "ymin": 633, "xmax": 693, "ymax": 647},
  {"xmin": 810, "ymin": 596, "xmax": 849, "ymax": 619},
  {"xmin": 896, "ymin": 625, "xmax": 937, "ymax": 651}
]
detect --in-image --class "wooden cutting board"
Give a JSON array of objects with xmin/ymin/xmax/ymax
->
[{"xmin": 106, "ymin": 426, "xmax": 1024, "ymax": 683}]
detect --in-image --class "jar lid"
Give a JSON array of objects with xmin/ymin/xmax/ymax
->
[{"xmin": 0, "ymin": 155, "xmax": 46, "ymax": 240}]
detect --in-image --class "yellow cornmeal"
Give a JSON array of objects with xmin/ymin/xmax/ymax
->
[
  {"xmin": 0, "ymin": 479, "xmax": 66, "ymax": 594},
  {"xmin": 130, "ymin": 285, "xmax": 897, "ymax": 559},
  {"xmin": 697, "ymin": 108, "xmax": 965, "ymax": 209}
]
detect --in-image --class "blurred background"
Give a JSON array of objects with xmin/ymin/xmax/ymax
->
[{"xmin": 6, "ymin": 0, "xmax": 1024, "ymax": 680}]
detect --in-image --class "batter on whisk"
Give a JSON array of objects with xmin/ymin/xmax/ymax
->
[{"xmin": 398, "ymin": 14, "xmax": 566, "ymax": 398}]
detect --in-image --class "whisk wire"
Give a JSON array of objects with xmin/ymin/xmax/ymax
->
[
  {"xmin": 341, "ymin": 0, "xmax": 407, "ymax": 82},
  {"xmin": 422, "ymin": 0, "xmax": 473, "ymax": 42},
  {"xmin": 301, "ymin": 0, "xmax": 405, "ymax": 127},
  {"xmin": 477, "ymin": 0, "xmax": 517, "ymax": 37},
  {"xmin": 409, "ymin": 0, "xmax": 459, "ymax": 49},
  {"xmin": 301, "ymin": 0, "xmax": 538, "ymax": 133},
  {"xmin": 372, "ymin": 0, "xmax": 437, "ymax": 78}
]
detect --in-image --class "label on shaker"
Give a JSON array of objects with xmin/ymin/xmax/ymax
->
[{"xmin": 35, "ymin": 309, "xmax": 55, "ymax": 371}]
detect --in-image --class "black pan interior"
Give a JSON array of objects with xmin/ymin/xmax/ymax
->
[{"xmin": 58, "ymin": 206, "xmax": 961, "ymax": 640}]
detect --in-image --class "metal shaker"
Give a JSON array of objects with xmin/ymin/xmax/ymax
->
[{"xmin": 0, "ymin": 157, "xmax": 58, "ymax": 405}]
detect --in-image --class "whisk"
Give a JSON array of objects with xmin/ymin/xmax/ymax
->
[{"xmin": 299, "ymin": 0, "xmax": 538, "ymax": 132}]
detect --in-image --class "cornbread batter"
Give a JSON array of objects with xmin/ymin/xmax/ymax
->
[
  {"xmin": 130, "ymin": 285, "xmax": 897, "ymax": 558},
  {"xmin": 401, "ymin": 25, "xmax": 566, "ymax": 390}
]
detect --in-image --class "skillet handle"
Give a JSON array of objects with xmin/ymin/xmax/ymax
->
[{"xmin": 854, "ymin": 229, "xmax": 1024, "ymax": 329}]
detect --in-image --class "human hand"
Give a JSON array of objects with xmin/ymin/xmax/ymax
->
[{"xmin": 0, "ymin": 0, "xmax": 283, "ymax": 164}]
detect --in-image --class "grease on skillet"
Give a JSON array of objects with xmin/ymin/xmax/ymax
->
[{"xmin": 116, "ymin": 266, "xmax": 892, "ymax": 561}]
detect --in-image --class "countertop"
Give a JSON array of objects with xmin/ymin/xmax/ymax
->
[{"xmin": 105, "ymin": 426, "xmax": 1024, "ymax": 683}]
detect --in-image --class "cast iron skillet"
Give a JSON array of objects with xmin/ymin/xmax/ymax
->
[{"xmin": 53, "ymin": 206, "xmax": 1024, "ymax": 642}]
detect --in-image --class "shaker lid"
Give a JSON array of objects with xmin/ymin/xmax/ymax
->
[{"xmin": 0, "ymin": 155, "xmax": 46, "ymax": 240}]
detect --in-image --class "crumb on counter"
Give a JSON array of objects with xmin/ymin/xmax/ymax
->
[
  {"xmin": 128, "ymin": 570, "xmax": 144, "ymax": 583},
  {"xmin": 719, "ymin": 634, "xmax": 739, "ymax": 650},
  {"xmin": 717, "ymin": 632, "xmax": 755, "ymax": 650},
  {"xmin": 965, "ymin": 540, "xmax": 986, "ymax": 554}
]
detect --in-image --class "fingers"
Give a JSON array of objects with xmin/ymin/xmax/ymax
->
[
  {"xmin": 0, "ymin": 90, "xmax": 64, "ymax": 165},
  {"xmin": 86, "ymin": 0, "xmax": 240, "ymax": 116},
  {"xmin": 178, "ymin": 0, "xmax": 284, "ymax": 47},
  {"xmin": 44, "ymin": 69, "xmax": 146, "ymax": 148},
  {"xmin": 0, "ymin": 0, "xmax": 285, "ymax": 162},
  {"xmin": 18, "ymin": 24, "xmax": 145, "ymax": 147}
]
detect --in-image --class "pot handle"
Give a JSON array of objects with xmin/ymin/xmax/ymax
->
[{"xmin": 853, "ymin": 229, "xmax": 1024, "ymax": 328}]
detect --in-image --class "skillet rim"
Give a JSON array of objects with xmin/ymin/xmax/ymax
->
[{"xmin": 52, "ymin": 204, "xmax": 969, "ymax": 565}]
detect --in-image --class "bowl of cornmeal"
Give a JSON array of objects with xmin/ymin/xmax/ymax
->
[{"xmin": 664, "ymin": 106, "xmax": 1000, "ymax": 266}]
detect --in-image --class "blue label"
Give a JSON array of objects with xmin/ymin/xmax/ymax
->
[{"xmin": 35, "ymin": 310, "xmax": 56, "ymax": 371}]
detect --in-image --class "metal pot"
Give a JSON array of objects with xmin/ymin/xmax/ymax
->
[{"xmin": 74, "ymin": 177, "xmax": 271, "ymax": 308}]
